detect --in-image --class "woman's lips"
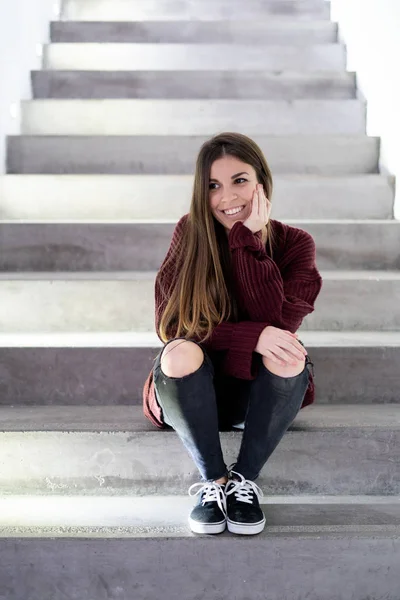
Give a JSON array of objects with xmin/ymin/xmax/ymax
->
[{"xmin": 221, "ymin": 205, "xmax": 246, "ymax": 218}]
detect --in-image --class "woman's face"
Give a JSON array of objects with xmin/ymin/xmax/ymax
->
[{"xmin": 209, "ymin": 155, "xmax": 258, "ymax": 234}]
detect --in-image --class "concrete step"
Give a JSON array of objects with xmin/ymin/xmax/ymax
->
[
  {"xmin": 0, "ymin": 405, "xmax": 399, "ymax": 495},
  {"xmin": 32, "ymin": 70, "xmax": 356, "ymax": 100},
  {"xmin": 1, "ymin": 495, "xmax": 400, "ymax": 534},
  {"xmin": 43, "ymin": 43, "xmax": 345, "ymax": 71},
  {"xmin": 1, "ymin": 505, "xmax": 400, "ymax": 600},
  {"xmin": 6, "ymin": 135, "xmax": 380, "ymax": 175},
  {"xmin": 51, "ymin": 19, "xmax": 338, "ymax": 44},
  {"xmin": 0, "ymin": 175, "xmax": 394, "ymax": 220},
  {"xmin": 0, "ymin": 272, "xmax": 399, "ymax": 331},
  {"xmin": 62, "ymin": 0, "xmax": 331, "ymax": 21},
  {"xmin": 2, "ymin": 404, "xmax": 400, "ymax": 432},
  {"xmin": 1, "ymin": 331, "xmax": 399, "ymax": 405},
  {"xmin": 1, "ymin": 221, "xmax": 398, "ymax": 270},
  {"xmin": 21, "ymin": 99, "xmax": 366, "ymax": 136}
]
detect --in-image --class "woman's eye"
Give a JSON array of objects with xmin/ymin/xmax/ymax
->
[{"xmin": 209, "ymin": 179, "xmax": 247, "ymax": 189}]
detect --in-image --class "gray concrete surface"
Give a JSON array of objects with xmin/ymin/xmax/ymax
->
[
  {"xmin": 51, "ymin": 19, "xmax": 338, "ymax": 44},
  {"xmin": 0, "ymin": 174, "xmax": 394, "ymax": 220},
  {"xmin": 0, "ymin": 495, "xmax": 400, "ymax": 532},
  {"xmin": 0, "ymin": 338, "xmax": 399, "ymax": 406},
  {"xmin": 32, "ymin": 70, "xmax": 356, "ymax": 100},
  {"xmin": 1, "ymin": 220, "xmax": 398, "ymax": 270},
  {"xmin": 20, "ymin": 99, "xmax": 366, "ymax": 135},
  {"xmin": 1, "ymin": 404, "xmax": 400, "ymax": 432},
  {"xmin": 43, "ymin": 43, "xmax": 345, "ymax": 71},
  {"xmin": 1, "ymin": 534, "xmax": 400, "ymax": 600},
  {"xmin": 62, "ymin": 0, "xmax": 331, "ymax": 21},
  {"xmin": 0, "ymin": 405, "xmax": 399, "ymax": 495},
  {"xmin": 0, "ymin": 274, "xmax": 400, "ymax": 331},
  {"xmin": 6, "ymin": 135, "xmax": 380, "ymax": 175}
]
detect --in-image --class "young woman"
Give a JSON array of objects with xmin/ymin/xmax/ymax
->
[{"xmin": 142, "ymin": 132, "xmax": 323, "ymax": 536}]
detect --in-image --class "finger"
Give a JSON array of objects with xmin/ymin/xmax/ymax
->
[
  {"xmin": 285, "ymin": 330, "xmax": 299, "ymax": 338},
  {"xmin": 258, "ymin": 185, "xmax": 266, "ymax": 222},
  {"xmin": 263, "ymin": 350, "xmax": 288, "ymax": 366},
  {"xmin": 254, "ymin": 186, "xmax": 259, "ymax": 217},
  {"xmin": 272, "ymin": 346, "xmax": 298, "ymax": 364},
  {"xmin": 259, "ymin": 186, "xmax": 263, "ymax": 214},
  {"xmin": 278, "ymin": 340, "xmax": 307, "ymax": 360},
  {"xmin": 263, "ymin": 191, "xmax": 268, "ymax": 221},
  {"xmin": 251, "ymin": 189, "xmax": 256, "ymax": 216},
  {"xmin": 281, "ymin": 333, "xmax": 307, "ymax": 355},
  {"xmin": 266, "ymin": 198, "xmax": 272, "ymax": 220}
]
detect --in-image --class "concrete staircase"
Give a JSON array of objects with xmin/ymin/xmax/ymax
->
[{"xmin": 1, "ymin": 0, "xmax": 400, "ymax": 597}]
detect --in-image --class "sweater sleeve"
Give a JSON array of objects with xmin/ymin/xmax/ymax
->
[{"xmin": 228, "ymin": 220, "xmax": 323, "ymax": 332}]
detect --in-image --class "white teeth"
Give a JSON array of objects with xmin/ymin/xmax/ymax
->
[{"xmin": 223, "ymin": 205, "xmax": 244, "ymax": 215}]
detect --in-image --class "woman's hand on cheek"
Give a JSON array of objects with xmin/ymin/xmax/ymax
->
[{"xmin": 242, "ymin": 184, "xmax": 272, "ymax": 234}]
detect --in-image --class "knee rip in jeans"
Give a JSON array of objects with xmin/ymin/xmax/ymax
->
[
  {"xmin": 261, "ymin": 356, "xmax": 307, "ymax": 380},
  {"xmin": 159, "ymin": 339, "xmax": 209, "ymax": 380},
  {"xmin": 261, "ymin": 357, "xmax": 314, "ymax": 387}
]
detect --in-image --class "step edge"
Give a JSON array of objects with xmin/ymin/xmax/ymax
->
[
  {"xmin": 1, "ymin": 331, "xmax": 400, "ymax": 347},
  {"xmin": 2, "ymin": 524, "xmax": 400, "ymax": 539}
]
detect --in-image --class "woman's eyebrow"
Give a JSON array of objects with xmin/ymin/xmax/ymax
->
[
  {"xmin": 231, "ymin": 171, "xmax": 249, "ymax": 179},
  {"xmin": 209, "ymin": 171, "xmax": 249, "ymax": 182}
]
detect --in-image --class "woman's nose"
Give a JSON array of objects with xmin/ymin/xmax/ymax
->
[{"xmin": 221, "ymin": 189, "xmax": 238, "ymax": 203}]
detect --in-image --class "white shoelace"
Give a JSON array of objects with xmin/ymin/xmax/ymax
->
[
  {"xmin": 225, "ymin": 469, "xmax": 263, "ymax": 505},
  {"xmin": 188, "ymin": 481, "xmax": 227, "ymax": 517}
]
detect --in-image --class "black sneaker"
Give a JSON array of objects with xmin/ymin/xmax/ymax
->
[
  {"xmin": 188, "ymin": 481, "xmax": 227, "ymax": 534},
  {"xmin": 225, "ymin": 469, "xmax": 266, "ymax": 535}
]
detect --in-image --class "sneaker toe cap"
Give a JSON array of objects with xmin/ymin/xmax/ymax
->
[
  {"xmin": 229, "ymin": 506, "xmax": 264, "ymax": 524},
  {"xmin": 190, "ymin": 504, "xmax": 226, "ymax": 524}
]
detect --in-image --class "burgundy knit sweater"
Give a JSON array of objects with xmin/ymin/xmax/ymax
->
[{"xmin": 143, "ymin": 214, "xmax": 323, "ymax": 428}]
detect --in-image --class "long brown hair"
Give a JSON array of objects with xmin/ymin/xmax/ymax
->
[{"xmin": 158, "ymin": 132, "xmax": 275, "ymax": 344}]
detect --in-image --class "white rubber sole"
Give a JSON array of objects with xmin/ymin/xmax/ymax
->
[
  {"xmin": 188, "ymin": 517, "xmax": 227, "ymax": 535},
  {"xmin": 227, "ymin": 517, "xmax": 266, "ymax": 535}
]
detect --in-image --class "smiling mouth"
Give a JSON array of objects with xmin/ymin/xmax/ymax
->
[{"xmin": 220, "ymin": 205, "xmax": 246, "ymax": 217}]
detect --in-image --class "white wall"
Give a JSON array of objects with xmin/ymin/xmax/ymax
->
[
  {"xmin": 329, "ymin": 0, "xmax": 400, "ymax": 218},
  {"xmin": 0, "ymin": 0, "xmax": 61, "ymax": 173}
]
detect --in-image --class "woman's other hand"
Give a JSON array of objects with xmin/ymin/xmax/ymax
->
[{"xmin": 255, "ymin": 326, "xmax": 308, "ymax": 366}]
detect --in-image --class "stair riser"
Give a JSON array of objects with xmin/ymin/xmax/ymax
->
[
  {"xmin": 306, "ymin": 281, "xmax": 400, "ymax": 330},
  {"xmin": 44, "ymin": 43, "xmax": 345, "ymax": 71},
  {"xmin": 6, "ymin": 136, "xmax": 380, "ymax": 175},
  {"xmin": 1, "ymin": 222, "xmax": 398, "ymax": 270},
  {"xmin": 32, "ymin": 71, "xmax": 356, "ymax": 100},
  {"xmin": 0, "ymin": 428, "xmax": 399, "ymax": 495},
  {"xmin": 0, "ymin": 176, "xmax": 394, "ymax": 220},
  {"xmin": 0, "ymin": 346, "xmax": 399, "ymax": 405},
  {"xmin": 62, "ymin": 0, "xmax": 331, "ymax": 21},
  {"xmin": 0, "ymin": 279, "xmax": 399, "ymax": 331},
  {"xmin": 1, "ymin": 536, "xmax": 399, "ymax": 600},
  {"xmin": 21, "ymin": 100, "xmax": 366, "ymax": 136},
  {"xmin": 51, "ymin": 20, "xmax": 338, "ymax": 44}
]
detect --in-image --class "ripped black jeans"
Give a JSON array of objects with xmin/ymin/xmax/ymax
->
[{"xmin": 153, "ymin": 338, "xmax": 313, "ymax": 482}]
